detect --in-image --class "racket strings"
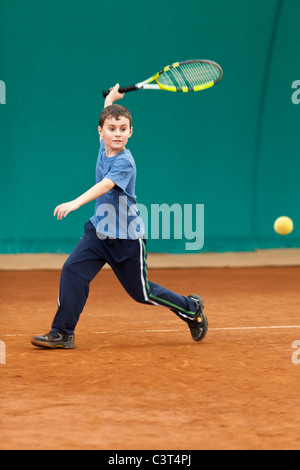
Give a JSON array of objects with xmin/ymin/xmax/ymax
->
[{"xmin": 157, "ymin": 61, "xmax": 221, "ymax": 91}]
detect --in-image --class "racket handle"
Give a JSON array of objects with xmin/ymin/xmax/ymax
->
[{"xmin": 102, "ymin": 85, "xmax": 139, "ymax": 98}]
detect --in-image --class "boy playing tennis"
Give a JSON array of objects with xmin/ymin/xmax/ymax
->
[{"xmin": 31, "ymin": 85, "xmax": 208, "ymax": 349}]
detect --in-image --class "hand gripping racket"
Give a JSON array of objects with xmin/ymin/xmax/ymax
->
[{"xmin": 102, "ymin": 59, "xmax": 223, "ymax": 97}]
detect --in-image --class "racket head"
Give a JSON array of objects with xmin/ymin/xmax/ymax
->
[{"xmin": 155, "ymin": 59, "xmax": 223, "ymax": 92}]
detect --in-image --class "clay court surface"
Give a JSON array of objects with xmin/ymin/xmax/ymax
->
[{"xmin": 1, "ymin": 266, "xmax": 300, "ymax": 450}]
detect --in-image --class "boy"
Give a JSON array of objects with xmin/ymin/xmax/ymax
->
[{"xmin": 31, "ymin": 85, "xmax": 208, "ymax": 349}]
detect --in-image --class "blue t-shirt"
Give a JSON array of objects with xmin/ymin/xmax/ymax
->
[{"xmin": 90, "ymin": 139, "xmax": 144, "ymax": 239}]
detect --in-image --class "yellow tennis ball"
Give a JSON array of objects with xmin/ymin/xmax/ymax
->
[{"xmin": 274, "ymin": 216, "xmax": 294, "ymax": 235}]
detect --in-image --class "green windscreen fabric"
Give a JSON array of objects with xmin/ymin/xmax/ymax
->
[{"xmin": 0, "ymin": 0, "xmax": 299, "ymax": 253}]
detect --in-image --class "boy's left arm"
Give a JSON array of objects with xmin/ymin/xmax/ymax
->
[
  {"xmin": 99, "ymin": 84, "xmax": 125, "ymax": 142},
  {"xmin": 103, "ymin": 83, "xmax": 124, "ymax": 108}
]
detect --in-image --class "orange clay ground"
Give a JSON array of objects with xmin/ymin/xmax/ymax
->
[{"xmin": 1, "ymin": 267, "xmax": 300, "ymax": 450}]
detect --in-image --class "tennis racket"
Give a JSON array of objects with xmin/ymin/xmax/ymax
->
[{"xmin": 102, "ymin": 59, "xmax": 223, "ymax": 97}]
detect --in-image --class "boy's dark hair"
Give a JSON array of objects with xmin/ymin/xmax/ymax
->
[{"xmin": 99, "ymin": 104, "xmax": 132, "ymax": 128}]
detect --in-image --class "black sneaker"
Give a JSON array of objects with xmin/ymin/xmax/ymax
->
[
  {"xmin": 31, "ymin": 331, "xmax": 76, "ymax": 349},
  {"xmin": 186, "ymin": 295, "xmax": 208, "ymax": 342}
]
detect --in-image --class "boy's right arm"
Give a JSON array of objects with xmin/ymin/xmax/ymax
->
[
  {"xmin": 54, "ymin": 85, "xmax": 125, "ymax": 220},
  {"xmin": 54, "ymin": 177, "xmax": 115, "ymax": 220}
]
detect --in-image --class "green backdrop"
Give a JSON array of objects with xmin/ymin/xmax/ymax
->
[{"xmin": 1, "ymin": 0, "xmax": 299, "ymax": 253}]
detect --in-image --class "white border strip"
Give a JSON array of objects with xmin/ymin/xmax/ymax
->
[
  {"xmin": 93, "ymin": 325, "xmax": 300, "ymax": 334},
  {"xmin": 2, "ymin": 325, "xmax": 300, "ymax": 338}
]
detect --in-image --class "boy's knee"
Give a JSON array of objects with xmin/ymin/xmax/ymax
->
[
  {"xmin": 62, "ymin": 259, "xmax": 73, "ymax": 272},
  {"xmin": 62, "ymin": 259, "xmax": 79, "ymax": 277}
]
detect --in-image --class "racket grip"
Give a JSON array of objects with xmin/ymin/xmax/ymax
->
[{"xmin": 102, "ymin": 85, "xmax": 139, "ymax": 98}]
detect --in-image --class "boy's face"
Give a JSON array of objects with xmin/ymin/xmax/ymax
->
[{"xmin": 98, "ymin": 116, "xmax": 133, "ymax": 154}]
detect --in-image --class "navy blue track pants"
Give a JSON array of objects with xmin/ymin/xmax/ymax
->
[{"xmin": 52, "ymin": 221, "xmax": 197, "ymax": 335}]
